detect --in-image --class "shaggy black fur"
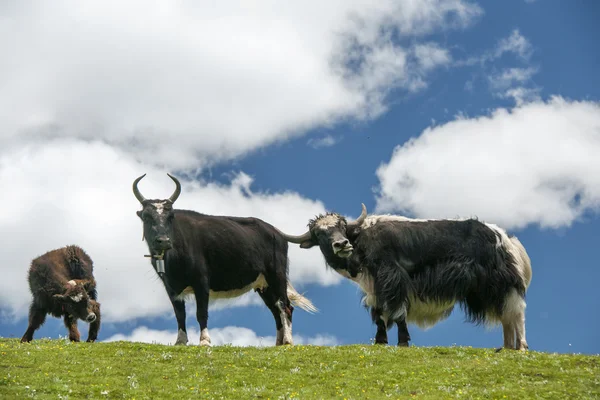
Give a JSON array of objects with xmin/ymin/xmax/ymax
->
[{"xmin": 301, "ymin": 213, "xmax": 528, "ymax": 347}]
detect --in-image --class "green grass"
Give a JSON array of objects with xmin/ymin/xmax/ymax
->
[{"xmin": 1, "ymin": 338, "xmax": 598, "ymax": 399}]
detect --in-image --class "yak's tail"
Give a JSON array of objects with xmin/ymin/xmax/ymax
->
[{"xmin": 287, "ymin": 281, "xmax": 318, "ymax": 314}]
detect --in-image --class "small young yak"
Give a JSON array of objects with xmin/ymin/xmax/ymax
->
[{"xmin": 21, "ymin": 245, "xmax": 101, "ymax": 343}]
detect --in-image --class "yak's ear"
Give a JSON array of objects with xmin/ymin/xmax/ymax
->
[
  {"xmin": 300, "ymin": 240, "xmax": 316, "ymax": 249},
  {"xmin": 346, "ymin": 225, "xmax": 361, "ymax": 240},
  {"xmin": 136, "ymin": 210, "xmax": 143, "ymax": 218}
]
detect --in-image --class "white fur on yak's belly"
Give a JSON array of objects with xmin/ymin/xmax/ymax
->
[
  {"xmin": 336, "ymin": 268, "xmax": 456, "ymax": 329},
  {"xmin": 174, "ymin": 274, "xmax": 268, "ymax": 301}
]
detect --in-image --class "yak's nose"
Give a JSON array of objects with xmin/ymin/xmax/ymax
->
[
  {"xmin": 154, "ymin": 236, "xmax": 172, "ymax": 249},
  {"xmin": 86, "ymin": 313, "xmax": 97, "ymax": 323},
  {"xmin": 332, "ymin": 239, "xmax": 350, "ymax": 250}
]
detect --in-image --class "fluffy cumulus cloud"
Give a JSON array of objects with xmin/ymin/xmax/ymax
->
[
  {"xmin": 0, "ymin": 140, "xmax": 344, "ymax": 323},
  {"xmin": 0, "ymin": 0, "xmax": 484, "ymax": 324},
  {"xmin": 0, "ymin": 0, "xmax": 481, "ymax": 169},
  {"xmin": 105, "ymin": 326, "xmax": 340, "ymax": 347},
  {"xmin": 375, "ymin": 96, "xmax": 600, "ymax": 230}
]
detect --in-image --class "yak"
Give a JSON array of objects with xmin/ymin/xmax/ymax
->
[
  {"xmin": 278, "ymin": 203, "xmax": 532, "ymax": 351},
  {"xmin": 132, "ymin": 173, "xmax": 317, "ymax": 346},
  {"xmin": 21, "ymin": 245, "xmax": 101, "ymax": 343}
]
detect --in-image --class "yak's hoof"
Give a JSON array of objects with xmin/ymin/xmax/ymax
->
[
  {"xmin": 398, "ymin": 341, "xmax": 409, "ymax": 347},
  {"xmin": 517, "ymin": 343, "xmax": 529, "ymax": 351}
]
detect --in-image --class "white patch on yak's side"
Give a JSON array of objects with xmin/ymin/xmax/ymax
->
[
  {"xmin": 509, "ymin": 236, "xmax": 533, "ymax": 288},
  {"xmin": 360, "ymin": 214, "xmax": 431, "ymax": 229},
  {"xmin": 315, "ymin": 214, "xmax": 341, "ymax": 230},
  {"xmin": 484, "ymin": 223, "xmax": 531, "ymax": 288},
  {"xmin": 174, "ymin": 274, "xmax": 268, "ymax": 302},
  {"xmin": 70, "ymin": 293, "xmax": 84, "ymax": 303},
  {"xmin": 405, "ymin": 296, "xmax": 455, "ymax": 330},
  {"xmin": 67, "ymin": 280, "xmax": 76, "ymax": 286}
]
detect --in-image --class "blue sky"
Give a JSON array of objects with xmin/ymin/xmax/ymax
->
[{"xmin": 1, "ymin": 1, "xmax": 598, "ymax": 355}]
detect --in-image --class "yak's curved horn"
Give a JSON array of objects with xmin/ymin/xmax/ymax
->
[
  {"xmin": 132, "ymin": 174, "xmax": 147, "ymax": 203},
  {"xmin": 276, "ymin": 229, "xmax": 312, "ymax": 244},
  {"xmin": 167, "ymin": 173, "xmax": 181, "ymax": 203},
  {"xmin": 347, "ymin": 203, "xmax": 368, "ymax": 227}
]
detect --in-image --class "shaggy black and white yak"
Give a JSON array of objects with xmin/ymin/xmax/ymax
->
[
  {"xmin": 21, "ymin": 245, "xmax": 101, "ymax": 343},
  {"xmin": 133, "ymin": 173, "xmax": 317, "ymax": 347},
  {"xmin": 278, "ymin": 204, "xmax": 532, "ymax": 351}
]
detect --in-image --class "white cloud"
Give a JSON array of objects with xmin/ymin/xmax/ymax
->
[
  {"xmin": 104, "ymin": 325, "xmax": 340, "ymax": 347},
  {"xmin": 307, "ymin": 135, "xmax": 339, "ymax": 149},
  {"xmin": 502, "ymin": 87, "xmax": 541, "ymax": 106},
  {"xmin": 412, "ymin": 43, "xmax": 452, "ymax": 72},
  {"xmin": 375, "ymin": 96, "xmax": 600, "ymax": 230},
  {"xmin": 488, "ymin": 67, "xmax": 537, "ymax": 90},
  {"xmin": 0, "ymin": 0, "xmax": 480, "ymax": 170},
  {"xmin": 457, "ymin": 29, "xmax": 532, "ymax": 67},
  {"xmin": 488, "ymin": 67, "xmax": 540, "ymax": 105},
  {"xmin": 0, "ymin": 140, "xmax": 342, "ymax": 323},
  {"xmin": 0, "ymin": 0, "xmax": 484, "ymax": 324},
  {"xmin": 494, "ymin": 29, "xmax": 532, "ymax": 60}
]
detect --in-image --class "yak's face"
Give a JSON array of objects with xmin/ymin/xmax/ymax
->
[
  {"xmin": 53, "ymin": 280, "xmax": 97, "ymax": 323},
  {"xmin": 284, "ymin": 204, "xmax": 367, "ymax": 278},
  {"xmin": 132, "ymin": 173, "xmax": 181, "ymax": 255},
  {"xmin": 302, "ymin": 213, "xmax": 355, "ymax": 258},
  {"xmin": 137, "ymin": 200, "xmax": 176, "ymax": 253}
]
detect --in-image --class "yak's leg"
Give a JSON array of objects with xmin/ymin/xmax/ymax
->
[
  {"xmin": 501, "ymin": 289, "xmax": 528, "ymax": 351},
  {"xmin": 193, "ymin": 282, "xmax": 211, "ymax": 346},
  {"xmin": 267, "ymin": 273, "xmax": 293, "ymax": 346},
  {"xmin": 170, "ymin": 298, "xmax": 188, "ymax": 345},
  {"xmin": 371, "ymin": 308, "xmax": 388, "ymax": 345},
  {"xmin": 514, "ymin": 308, "xmax": 529, "ymax": 351},
  {"xmin": 20, "ymin": 304, "xmax": 47, "ymax": 343},
  {"xmin": 396, "ymin": 317, "xmax": 411, "ymax": 347},
  {"xmin": 86, "ymin": 301, "xmax": 101, "ymax": 342},
  {"xmin": 501, "ymin": 320, "xmax": 515, "ymax": 350},
  {"xmin": 63, "ymin": 314, "xmax": 81, "ymax": 342},
  {"xmin": 256, "ymin": 287, "xmax": 285, "ymax": 346}
]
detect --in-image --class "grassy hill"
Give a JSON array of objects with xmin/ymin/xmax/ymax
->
[{"xmin": 1, "ymin": 338, "xmax": 598, "ymax": 399}]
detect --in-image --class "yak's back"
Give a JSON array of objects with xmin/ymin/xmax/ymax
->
[{"xmin": 28, "ymin": 245, "xmax": 95, "ymax": 295}]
